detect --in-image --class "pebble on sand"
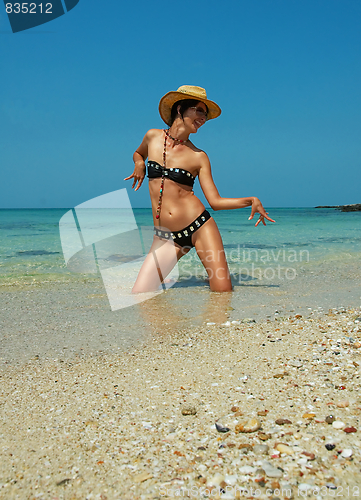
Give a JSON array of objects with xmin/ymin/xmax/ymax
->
[
  {"xmin": 275, "ymin": 418, "xmax": 292, "ymax": 425},
  {"xmin": 235, "ymin": 418, "xmax": 261, "ymax": 433},
  {"xmin": 275, "ymin": 443, "xmax": 294, "ymax": 455},
  {"xmin": 325, "ymin": 443, "xmax": 336, "ymax": 451},
  {"xmin": 325, "ymin": 415, "xmax": 336, "ymax": 424},
  {"xmin": 258, "ymin": 432, "xmax": 272, "ymax": 440},
  {"xmin": 332, "ymin": 421, "xmax": 346, "ymax": 429},
  {"xmin": 302, "ymin": 413, "xmax": 316, "ymax": 419},
  {"xmin": 181, "ymin": 406, "xmax": 197, "ymax": 416}
]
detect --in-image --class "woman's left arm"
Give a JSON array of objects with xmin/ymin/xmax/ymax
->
[{"xmin": 198, "ymin": 153, "xmax": 275, "ymax": 226}]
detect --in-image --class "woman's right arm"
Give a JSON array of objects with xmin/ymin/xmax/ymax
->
[{"xmin": 124, "ymin": 129, "xmax": 158, "ymax": 191}]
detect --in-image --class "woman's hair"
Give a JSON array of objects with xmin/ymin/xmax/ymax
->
[{"xmin": 169, "ymin": 99, "xmax": 209, "ymax": 125}]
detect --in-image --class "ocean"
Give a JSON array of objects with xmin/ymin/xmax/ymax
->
[
  {"xmin": 1, "ymin": 207, "xmax": 360, "ymax": 316},
  {"xmin": 0, "ymin": 208, "xmax": 361, "ymax": 299}
]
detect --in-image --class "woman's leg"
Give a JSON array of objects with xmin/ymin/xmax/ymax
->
[
  {"xmin": 192, "ymin": 218, "xmax": 232, "ymax": 292},
  {"xmin": 132, "ymin": 236, "xmax": 190, "ymax": 293}
]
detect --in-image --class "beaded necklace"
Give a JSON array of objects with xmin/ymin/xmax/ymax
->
[{"xmin": 155, "ymin": 129, "xmax": 188, "ymax": 222}]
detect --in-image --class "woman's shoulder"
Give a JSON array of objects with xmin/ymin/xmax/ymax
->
[{"xmin": 144, "ymin": 128, "xmax": 164, "ymax": 140}]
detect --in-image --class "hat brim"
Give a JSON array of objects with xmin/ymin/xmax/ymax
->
[{"xmin": 159, "ymin": 91, "xmax": 221, "ymax": 126}]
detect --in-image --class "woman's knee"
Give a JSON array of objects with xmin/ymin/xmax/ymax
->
[{"xmin": 207, "ymin": 267, "xmax": 232, "ymax": 292}]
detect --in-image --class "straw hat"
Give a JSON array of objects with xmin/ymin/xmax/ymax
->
[{"xmin": 159, "ymin": 85, "xmax": 221, "ymax": 125}]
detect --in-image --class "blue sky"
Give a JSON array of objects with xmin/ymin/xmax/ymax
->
[{"xmin": 1, "ymin": 0, "xmax": 360, "ymax": 208}]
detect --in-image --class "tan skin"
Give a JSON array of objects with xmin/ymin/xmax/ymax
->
[{"xmin": 125, "ymin": 101, "xmax": 275, "ymax": 292}]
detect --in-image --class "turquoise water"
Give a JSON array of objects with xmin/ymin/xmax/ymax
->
[{"xmin": 0, "ymin": 207, "xmax": 360, "ymax": 288}]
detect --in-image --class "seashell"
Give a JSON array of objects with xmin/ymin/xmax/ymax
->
[
  {"xmin": 215, "ymin": 422, "xmax": 230, "ymax": 433},
  {"xmin": 341, "ymin": 448, "xmax": 353, "ymax": 458},
  {"xmin": 235, "ymin": 418, "xmax": 261, "ymax": 433}
]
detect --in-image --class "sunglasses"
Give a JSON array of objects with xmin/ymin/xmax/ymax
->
[{"xmin": 189, "ymin": 106, "xmax": 208, "ymax": 119}]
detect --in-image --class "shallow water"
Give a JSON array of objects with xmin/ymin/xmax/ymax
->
[{"xmin": 1, "ymin": 207, "xmax": 360, "ymax": 315}]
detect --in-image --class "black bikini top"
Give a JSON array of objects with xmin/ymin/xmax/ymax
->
[{"xmin": 147, "ymin": 160, "xmax": 195, "ymax": 187}]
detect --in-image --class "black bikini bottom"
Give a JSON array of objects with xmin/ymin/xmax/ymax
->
[{"xmin": 154, "ymin": 210, "xmax": 211, "ymax": 249}]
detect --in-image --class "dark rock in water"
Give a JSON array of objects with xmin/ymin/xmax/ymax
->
[
  {"xmin": 315, "ymin": 205, "xmax": 340, "ymax": 208},
  {"xmin": 315, "ymin": 204, "xmax": 361, "ymax": 212},
  {"xmin": 339, "ymin": 204, "xmax": 361, "ymax": 212}
]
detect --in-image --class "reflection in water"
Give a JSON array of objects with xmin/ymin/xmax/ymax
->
[{"xmin": 137, "ymin": 288, "xmax": 233, "ymax": 334}]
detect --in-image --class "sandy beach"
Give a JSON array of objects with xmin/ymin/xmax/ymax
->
[{"xmin": 1, "ymin": 279, "xmax": 361, "ymax": 499}]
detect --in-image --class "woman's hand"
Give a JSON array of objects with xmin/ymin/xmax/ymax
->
[
  {"xmin": 248, "ymin": 197, "xmax": 276, "ymax": 226},
  {"xmin": 124, "ymin": 161, "xmax": 146, "ymax": 191}
]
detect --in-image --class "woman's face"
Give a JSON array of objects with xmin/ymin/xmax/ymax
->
[{"xmin": 182, "ymin": 101, "xmax": 208, "ymax": 133}]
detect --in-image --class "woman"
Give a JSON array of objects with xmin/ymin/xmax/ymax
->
[{"xmin": 125, "ymin": 85, "xmax": 275, "ymax": 293}]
